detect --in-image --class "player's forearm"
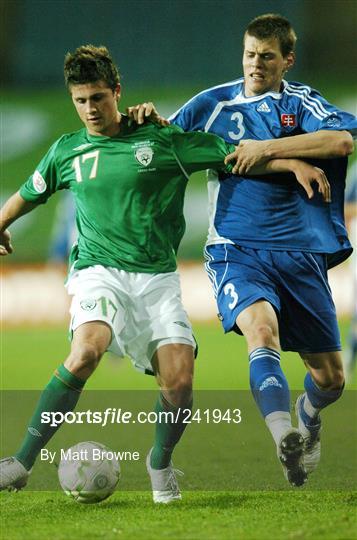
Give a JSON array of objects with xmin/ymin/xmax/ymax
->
[
  {"xmin": 262, "ymin": 130, "xmax": 354, "ymax": 160},
  {"xmin": 248, "ymin": 158, "xmax": 331, "ymax": 202},
  {"xmin": 0, "ymin": 192, "xmax": 37, "ymax": 231},
  {"xmin": 249, "ymin": 158, "xmax": 301, "ymax": 175}
]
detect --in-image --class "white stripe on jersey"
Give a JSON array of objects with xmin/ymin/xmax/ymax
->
[
  {"xmin": 284, "ymin": 88, "xmax": 326, "ymax": 120},
  {"xmin": 204, "ymin": 93, "xmax": 246, "ymax": 131},
  {"xmin": 206, "ymin": 169, "xmax": 233, "ymax": 246},
  {"xmin": 287, "ymin": 84, "xmax": 332, "ymax": 117},
  {"xmin": 204, "ymin": 87, "xmax": 285, "ymax": 132},
  {"xmin": 168, "ymin": 78, "xmax": 244, "ymax": 121},
  {"xmin": 284, "ymin": 85, "xmax": 330, "ymax": 121}
]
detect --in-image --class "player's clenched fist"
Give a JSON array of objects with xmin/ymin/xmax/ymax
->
[
  {"xmin": 225, "ymin": 139, "xmax": 269, "ymax": 175},
  {"xmin": 0, "ymin": 229, "xmax": 13, "ymax": 256}
]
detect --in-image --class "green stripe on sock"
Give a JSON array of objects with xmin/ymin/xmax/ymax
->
[
  {"xmin": 15, "ymin": 364, "xmax": 85, "ymax": 470},
  {"xmin": 56, "ymin": 364, "xmax": 85, "ymax": 392}
]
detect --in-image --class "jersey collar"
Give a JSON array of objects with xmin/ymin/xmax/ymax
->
[
  {"xmin": 85, "ymin": 114, "xmax": 131, "ymax": 142},
  {"xmin": 240, "ymin": 79, "xmax": 288, "ymax": 102}
]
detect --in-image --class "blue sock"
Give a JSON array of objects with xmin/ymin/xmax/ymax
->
[
  {"xmin": 304, "ymin": 372, "xmax": 344, "ymax": 411},
  {"xmin": 249, "ymin": 347, "xmax": 290, "ymax": 417}
]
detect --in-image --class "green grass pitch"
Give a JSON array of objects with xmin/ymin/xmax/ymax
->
[
  {"xmin": 1, "ymin": 321, "xmax": 356, "ymax": 539},
  {"xmin": 2, "ymin": 491, "xmax": 356, "ymax": 540}
]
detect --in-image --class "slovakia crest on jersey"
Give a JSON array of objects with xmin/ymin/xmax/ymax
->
[
  {"xmin": 281, "ymin": 114, "xmax": 296, "ymax": 127},
  {"xmin": 135, "ymin": 146, "xmax": 154, "ymax": 166}
]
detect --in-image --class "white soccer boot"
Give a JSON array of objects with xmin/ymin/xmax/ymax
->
[
  {"xmin": 0, "ymin": 457, "xmax": 30, "ymax": 491},
  {"xmin": 146, "ymin": 449, "xmax": 182, "ymax": 503},
  {"xmin": 295, "ymin": 394, "xmax": 322, "ymax": 474},
  {"xmin": 277, "ymin": 428, "xmax": 307, "ymax": 487}
]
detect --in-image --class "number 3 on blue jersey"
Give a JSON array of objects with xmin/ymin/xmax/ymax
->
[
  {"xmin": 223, "ymin": 283, "xmax": 239, "ymax": 309},
  {"xmin": 228, "ymin": 112, "xmax": 245, "ymax": 141}
]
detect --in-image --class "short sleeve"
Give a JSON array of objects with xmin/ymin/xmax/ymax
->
[
  {"xmin": 19, "ymin": 138, "xmax": 63, "ymax": 204},
  {"xmin": 170, "ymin": 128, "xmax": 235, "ymax": 176},
  {"xmin": 297, "ymin": 87, "xmax": 357, "ymax": 136},
  {"xmin": 169, "ymin": 93, "xmax": 212, "ymax": 132}
]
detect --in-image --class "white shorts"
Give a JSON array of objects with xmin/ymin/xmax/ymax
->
[{"xmin": 66, "ymin": 266, "xmax": 195, "ymax": 375}]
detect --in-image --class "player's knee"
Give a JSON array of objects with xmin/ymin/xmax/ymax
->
[
  {"xmin": 68, "ymin": 341, "xmax": 104, "ymax": 373},
  {"xmin": 333, "ymin": 366, "xmax": 345, "ymax": 390},
  {"xmin": 168, "ymin": 374, "xmax": 193, "ymax": 395},
  {"xmin": 321, "ymin": 368, "xmax": 345, "ymax": 391},
  {"xmin": 161, "ymin": 374, "xmax": 193, "ymax": 407},
  {"xmin": 250, "ymin": 323, "xmax": 278, "ymax": 348},
  {"xmin": 313, "ymin": 364, "xmax": 345, "ymax": 391}
]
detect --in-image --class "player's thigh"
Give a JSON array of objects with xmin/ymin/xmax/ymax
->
[
  {"xmin": 204, "ymin": 244, "xmax": 281, "ymax": 334},
  {"xmin": 276, "ymin": 252, "xmax": 341, "ymax": 354},
  {"xmin": 71, "ymin": 321, "xmax": 112, "ymax": 351}
]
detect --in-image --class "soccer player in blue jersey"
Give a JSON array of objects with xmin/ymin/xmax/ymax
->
[{"xmin": 129, "ymin": 13, "xmax": 356, "ymax": 486}]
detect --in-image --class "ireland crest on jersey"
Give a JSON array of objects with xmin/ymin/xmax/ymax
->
[
  {"xmin": 32, "ymin": 170, "xmax": 47, "ymax": 193},
  {"xmin": 134, "ymin": 146, "xmax": 153, "ymax": 167}
]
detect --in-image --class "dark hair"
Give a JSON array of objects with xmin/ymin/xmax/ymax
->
[
  {"xmin": 64, "ymin": 45, "xmax": 120, "ymax": 90},
  {"xmin": 245, "ymin": 13, "xmax": 297, "ymax": 57}
]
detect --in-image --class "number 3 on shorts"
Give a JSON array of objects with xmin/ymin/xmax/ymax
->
[{"xmin": 223, "ymin": 283, "xmax": 238, "ymax": 309}]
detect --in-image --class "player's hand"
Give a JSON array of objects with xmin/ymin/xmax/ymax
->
[
  {"xmin": 293, "ymin": 162, "xmax": 331, "ymax": 202},
  {"xmin": 126, "ymin": 102, "xmax": 170, "ymax": 126},
  {"xmin": 225, "ymin": 139, "xmax": 269, "ymax": 174},
  {"xmin": 0, "ymin": 229, "xmax": 13, "ymax": 256}
]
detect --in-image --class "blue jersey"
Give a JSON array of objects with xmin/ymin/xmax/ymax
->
[{"xmin": 170, "ymin": 79, "xmax": 357, "ymax": 268}]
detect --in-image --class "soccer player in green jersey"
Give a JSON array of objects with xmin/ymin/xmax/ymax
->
[{"xmin": 0, "ymin": 45, "xmax": 330, "ymax": 501}]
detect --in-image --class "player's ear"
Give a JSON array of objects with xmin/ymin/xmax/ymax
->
[
  {"xmin": 114, "ymin": 84, "xmax": 121, "ymax": 101},
  {"xmin": 285, "ymin": 52, "xmax": 295, "ymax": 71}
]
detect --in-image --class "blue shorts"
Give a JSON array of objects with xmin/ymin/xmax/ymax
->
[{"xmin": 204, "ymin": 244, "xmax": 341, "ymax": 353}]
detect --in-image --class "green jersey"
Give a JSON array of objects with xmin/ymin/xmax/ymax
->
[{"xmin": 20, "ymin": 118, "xmax": 234, "ymax": 273}]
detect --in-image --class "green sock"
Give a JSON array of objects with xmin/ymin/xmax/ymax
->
[
  {"xmin": 150, "ymin": 392, "xmax": 192, "ymax": 470},
  {"xmin": 15, "ymin": 364, "xmax": 85, "ymax": 470}
]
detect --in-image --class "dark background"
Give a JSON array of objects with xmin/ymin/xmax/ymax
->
[
  {"xmin": 2, "ymin": 0, "xmax": 356, "ymax": 89},
  {"xmin": 1, "ymin": 0, "xmax": 356, "ymax": 263}
]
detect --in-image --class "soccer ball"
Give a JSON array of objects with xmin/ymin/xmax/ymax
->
[{"xmin": 58, "ymin": 441, "xmax": 120, "ymax": 503}]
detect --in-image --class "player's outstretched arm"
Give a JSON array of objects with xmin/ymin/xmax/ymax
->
[
  {"xmin": 0, "ymin": 192, "xmax": 37, "ymax": 256},
  {"xmin": 226, "ymin": 131, "xmax": 354, "ymax": 175},
  {"xmin": 246, "ymin": 158, "xmax": 331, "ymax": 202},
  {"xmin": 126, "ymin": 102, "xmax": 170, "ymax": 126}
]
